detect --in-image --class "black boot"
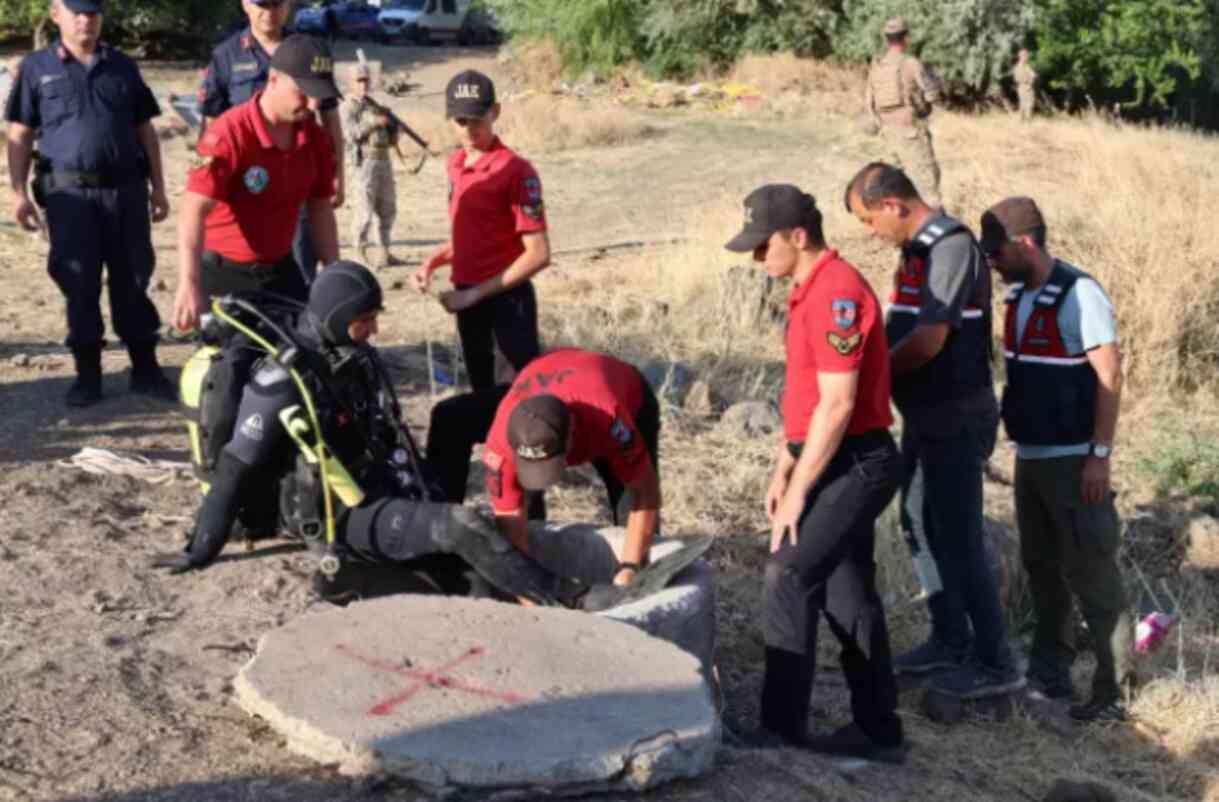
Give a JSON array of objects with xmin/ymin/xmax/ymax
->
[
  {"xmin": 67, "ymin": 345, "xmax": 103, "ymax": 407},
  {"xmin": 127, "ymin": 341, "xmax": 177, "ymax": 402},
  {"xmin": 757, "ymin": 647, "xmax": 816, "ymax": 746}
]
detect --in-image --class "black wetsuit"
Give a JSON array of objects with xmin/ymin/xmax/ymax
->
[{"xmin": 177, "ymin": 322, "xmax": 580, "ymax": 605}]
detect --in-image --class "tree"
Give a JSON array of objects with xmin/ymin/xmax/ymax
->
[{"xmin": 1033, "ymin": 0, "xmax": 1207, "ymax": 112}]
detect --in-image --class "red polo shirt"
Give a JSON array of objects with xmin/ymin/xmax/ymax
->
[
  {"xmin": 186, "ymin": 93, "xmax": 336, "ymax": 264},
  {"xmin": 482, "ymin": 349, "xmax": 650, "ymax": 516},
  {"xmin": 783, "ymin": 249, "xmax": 893, "ymax": 442},
  {"xmin": 447, "ymin": 137, "xmax": 546, "ymax": 285}
]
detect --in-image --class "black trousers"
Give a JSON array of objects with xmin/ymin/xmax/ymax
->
[
  {"xmin": 45, "ymin": 182, "xmax": 161, "ymax": 349},
  {"xmin": 761, "ymin": 430, "xmax": 903, "ymax": 744},
  {"xmin": 426, "ymin": 377, "xmax": 660, "ymax": 523},
  {"xmin": 454, "ymin": 280, "xmax": 541, "ymax": 392}
]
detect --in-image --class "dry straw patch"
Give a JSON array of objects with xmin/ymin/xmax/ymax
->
[
  {"xmin": 408, "ymin": 96, "xmax": 657, "ymax": 155},
  {"xmin": 936, "ymin": 111, "xmax": 1219, "ymax": 395}
]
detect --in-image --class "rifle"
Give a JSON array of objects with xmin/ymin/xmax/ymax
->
[{"xmin": 365, "ymin": 96, "xmax": 429, "ymax": 153}]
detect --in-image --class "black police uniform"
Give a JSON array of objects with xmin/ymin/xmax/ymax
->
[
  {"xmin": 198, "ymin": 28, "xmax": 340, "ymax": 283},
  {"xmin": 162, "ymin": 263, "xmax": 581, "ymax": 606},
  {"xmin": 5, "ymin": 42, "xmax": 169, "ymax": 402}
]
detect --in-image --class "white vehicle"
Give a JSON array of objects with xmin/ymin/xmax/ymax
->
[{"xmin": 378, "ymin": 0, "xmax": 499, "ymax": 45}]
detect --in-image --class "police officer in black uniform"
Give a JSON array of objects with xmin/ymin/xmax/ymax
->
[
  {"xmin": 198, "ymin": 0, "xmax": 344, "ymax": 283},
  {"xmin": 5, "ymin": 0, "xmax": 176, "ymax": 407},
  {"xmin": 152, "ymin": 261, "xmax": 584, "ymax": 607}
]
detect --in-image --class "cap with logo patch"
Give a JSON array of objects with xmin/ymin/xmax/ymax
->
[
  {"xmin": 507, "ymin": 394, "xmax": 570, "ymax": 490},
  {"xmin": 446, "ymin": 69, "xmax": 496, "ymax": 119},
  {"xmin": 724, "ymin": 184, "xmax": 819, "ymax": 253},
  {"xmin": 63, "ymin": 0, "xmax": 104, "ymax": 11},
  {"xmin": 980, "ymin": 196, "xmax": 1045, "ymax": 256},
  {"xmin": 269, "ymin": 34, "xmax": 339, "ymax": 101}
]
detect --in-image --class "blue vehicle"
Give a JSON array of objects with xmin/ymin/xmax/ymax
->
[{"xmin": 293, "ymin": 2, "xmax": 382, "ymax": 39}]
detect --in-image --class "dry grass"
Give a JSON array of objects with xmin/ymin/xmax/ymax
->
[{"xmin": 409, "ymin": 95, "xmax": 657, "ymax": 155}]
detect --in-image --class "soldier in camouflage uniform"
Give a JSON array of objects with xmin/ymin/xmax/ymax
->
[
  {"xmin": 1013, "ymin": 49, "xmax": 1038, "ymax": 123},
  {"xmin": 343, "ymin": 63, "xmax": 401, "ymax": 269},
  {"xmin": 865, "ymin": 17, "xmax": 943, "ymax": 208}
]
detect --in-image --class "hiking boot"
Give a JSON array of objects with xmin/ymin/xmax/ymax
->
[
  {"xmin": 130, "ymin": 369, "xmax": 178, "ymax": 401},
  {"xmin": 728, "ymin": 726, "xmax": 802, "ymax": 750},
  {"xmin": 1027, "ymin": 666, "xmax": 1075, "ymax": 701},
  {"xmin": 67, "ymin": 345, "xmax": 103, "ymax": 407},
  {"xmin": 1069, "ymin": 696, "xmax": 1127, "ymax": 723},
  {"xmin": 127, "ymin": 342, "xmax": 177, "ymax": 402},
  {"xmin": 932, "ymin": 660, "xmax": 1027, "ymax": 699},
  {"xmin": 802, "ymin": 723, "xmax": 908, "ymax": 765},
  {"xmin": 894, "ymin": 638, "xmax": 969, "ymax": 675}
]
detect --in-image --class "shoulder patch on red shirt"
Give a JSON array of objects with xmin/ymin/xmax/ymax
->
[
  {"xmin": 831, "ymin": 298, "xmax": 858, "ymax": 330},
  {"xmin": 827, "ymin": 330, "xmax": 863, "ymax": 355}
]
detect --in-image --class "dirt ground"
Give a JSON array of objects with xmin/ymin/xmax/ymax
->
[{"xmin": 1, "ymin": 42, "xmax": 1216, "ymax": 802}]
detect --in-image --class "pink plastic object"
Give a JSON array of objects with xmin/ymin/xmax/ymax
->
[{"xmin": 1135, "ymin": 612, "xmax": 1177, "ymax": 654}]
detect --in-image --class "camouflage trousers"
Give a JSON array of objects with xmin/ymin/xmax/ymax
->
[
  {"xmin": 882, "ymin": 123, "xmax": 942, "ymax": 208},
  {"xmin": 1018, "ymin": 87, "xmax": 1036, "ymax": 122},
  {"xmin": 352, "ymin": 158, "xmax": 397, "ymax": 251}
]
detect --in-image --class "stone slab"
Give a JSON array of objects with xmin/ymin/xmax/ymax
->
[
  {"xmin": 235, "ymin": 595, "xmax": 720, "ymax": 796},
  {"xmin": 525, "ymin": 524, "xmax": 717, "ymax": 678}
]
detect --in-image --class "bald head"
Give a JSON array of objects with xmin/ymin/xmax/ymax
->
[{"xmin": 843, "ymin": 162, "xmax": 920, "ymax": 212}]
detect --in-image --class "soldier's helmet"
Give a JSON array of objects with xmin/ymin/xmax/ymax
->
[{"xmin": 883, "ymin": 17, "xmax": 909, "ymax": 36}]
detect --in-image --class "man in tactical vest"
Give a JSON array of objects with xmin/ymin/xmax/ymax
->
[
  {"xmin": 981, "ymin": 197, "xmax": 1134, "ymax": 722},
  {"xmin": 342, "ymin": 62, "xmax": 402, "ymax": 269},
  {"xmin": 846, "ymin": 163, "xmax": 1023, "ymax": 700},
  {"xmin": 153, "ymin": 261, "xmax": 584, "ymax": 607},
  {"xmin": 865, "ymin": 17, "xmax": 943, "ymax": 208}
]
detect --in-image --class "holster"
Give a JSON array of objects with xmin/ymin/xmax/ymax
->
[{"xmin": 30, "ymin": 157, "xmax": 49, "ymax": 209}]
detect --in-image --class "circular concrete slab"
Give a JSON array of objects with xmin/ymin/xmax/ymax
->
[{"xmin": 235, "ymin": 595, "xmax": 720, "ymax": 796}]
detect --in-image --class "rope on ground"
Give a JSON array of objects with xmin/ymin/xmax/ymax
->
[{"xmin": 56, "ymin": 447, "xmax": 191, "ymax": 485}]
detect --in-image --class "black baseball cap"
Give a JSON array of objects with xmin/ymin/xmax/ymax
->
[
  {"xmin": 980, "ymin": 196, "xmax": 1046, "ymax": 256},
  {"xmin": 725, "ymin": 184, "xmax": 819, "ymax": 252},
  {"xmin": 270, "ymin": 35, "xmax": 340, "ymax": 101},
  {"xmin": 507, "ymin": 395, "xmax": 570, "ymax": 490},
  {"xmin": 446, "ymin": 69, "xmax": 496, "ymax": 119},
  {"xmin": 63, "ymin": 0, "xmax": 103, "ymax": 11}
]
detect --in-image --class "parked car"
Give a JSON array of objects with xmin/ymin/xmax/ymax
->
[
  {"xmin": 293, "ymin": 2, "xmax": 382, "ymax": 39},
  {"xmin": 377, "ymin": 0, "xmax": 501, "ymax": 45}
]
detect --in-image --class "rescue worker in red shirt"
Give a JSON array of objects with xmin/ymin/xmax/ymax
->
[
  {"xmin": 172, "ymin": 34, "xmax": 340, "ymax": 334},
  {"xmin": 412, "ymin": 70, "xmax": 549, "ymax": 391},
  {"xmin": 725, "ymin": 185, "xmax": 905, "ymax": 762},
  {"xmin": 479, "ymin": 349, "xmax": 661, "ymax": 588}
]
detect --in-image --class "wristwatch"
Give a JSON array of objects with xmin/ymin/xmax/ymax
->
[{"xmin": 1090, "ymin": 443, "xmax": 1112, "ymax": 459}]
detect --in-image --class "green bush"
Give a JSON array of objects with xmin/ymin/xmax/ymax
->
[
  {"xmin": 1138, "ymin": 427, "xmax": 1219, "ymax": 508},
  {"xmin": 491, "ymin": 0, "xmax": 646, "ymax": 78},
  {"xmin": 1033, "ymin": 0, "xmax": 1208, "ymax": 111}
]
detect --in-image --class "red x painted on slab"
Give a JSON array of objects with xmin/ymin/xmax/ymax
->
[{"xmin": 335, "ymin": 643, "xmax": 529, "ymax": 717}]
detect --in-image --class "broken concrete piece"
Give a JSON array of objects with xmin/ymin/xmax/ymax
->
[
  {"xmin": 235, "ymin": 595, "xmax": 719, "ymax": 796},
  {"xmin": 525, "ymin": 524, "xmax": 717, "ymax": 678}
]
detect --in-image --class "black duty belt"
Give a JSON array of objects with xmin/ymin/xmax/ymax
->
[
  {"xmin": 208, "ymin": 251, "xmax": 296, "ymax": 273},
  {"xmin": 44, "ymin": 169, "xmax": 145, "ymax": 190}
]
